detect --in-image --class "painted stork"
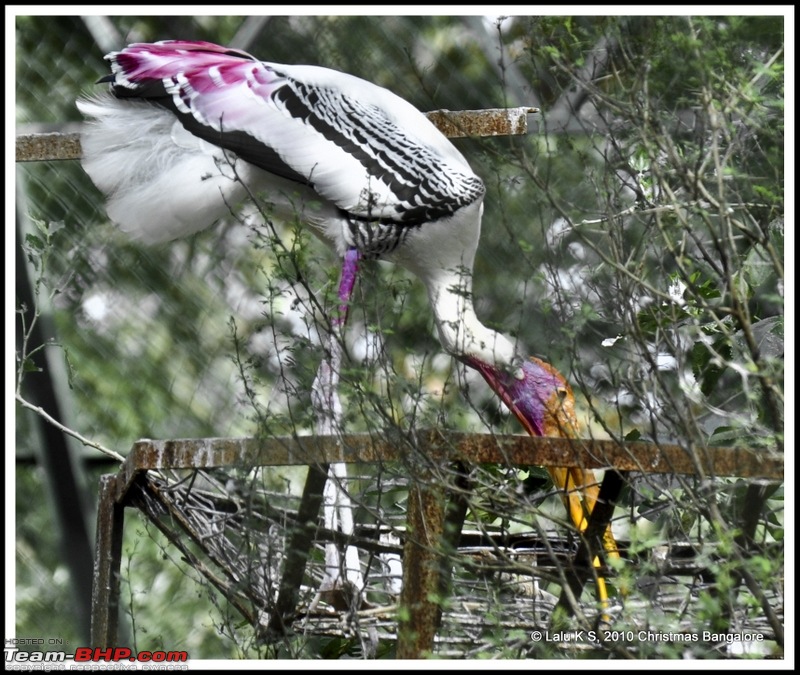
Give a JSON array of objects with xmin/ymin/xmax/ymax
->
[{"xmin": 77, "ymin": 40, "xmax": 618, "ymax": 608}]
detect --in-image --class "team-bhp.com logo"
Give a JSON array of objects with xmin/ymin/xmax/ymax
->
[
  {"xmin": 6, "ymin": 647, "xmax": 188, "ymax": 665},
  {"xmin": 75, "ymin": 648, "xmax": 188, "ymax": 663}
]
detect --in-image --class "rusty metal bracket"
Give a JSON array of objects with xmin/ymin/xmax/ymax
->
[
  {"xmin": 397, "ymin": 476, "xmax": 446, "ymax": 659},
  {"xmin": 89, "ymin": 475, "xmax": 126, "ymax": 648}
]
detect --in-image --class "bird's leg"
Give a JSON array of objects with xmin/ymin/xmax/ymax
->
[
  {"xmin": 310, "ymin": 249, "xmax": 364, "ymax": 609},
  {"xmin": 311, "ymin": 248, "xmax": 359, "ymax": 434}
]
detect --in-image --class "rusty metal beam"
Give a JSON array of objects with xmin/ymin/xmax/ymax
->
[
  {"xmin": 425, "ymin": 107, "xmax": 537, "ymax": 138},
  {"xmin": 15, "ymin": 107, "xmax": 537, "ymax": 162},
  {"xmin": 90, "ymin": 474, "xmax": 125, "ymax": 648},
  {"xmin": 397, "ymin": 479, "xmax": 446, "ymax": 659},
  {"xmin": 113, "ymin": 432, "xmax": 783, "ymax": 503},
  {"xmin": 15, "ymin": 132, "xmax": 82, "ymax": 162}
]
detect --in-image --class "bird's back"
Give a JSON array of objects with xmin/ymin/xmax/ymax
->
[{"xmin": 77, "ymin": 40, "xmax": 485, "ymax": 254}]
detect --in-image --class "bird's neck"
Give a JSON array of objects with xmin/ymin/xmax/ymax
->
[{"xmin": 425, "ymin": 268, "xmax": 518, "ymax": 371}]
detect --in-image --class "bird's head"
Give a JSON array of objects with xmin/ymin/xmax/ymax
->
[{"xmin": 463, "ymin": 355, "xmax": 578, "ymax": 438}]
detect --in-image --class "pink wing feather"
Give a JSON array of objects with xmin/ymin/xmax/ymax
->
[{"xmin": 77, "ymin": 40, "xmax": 483, "ymax": 246}]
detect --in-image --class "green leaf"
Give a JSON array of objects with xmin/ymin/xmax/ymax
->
[
  {"xmin": 25, "ymin": 233, "xmax": 45, "ymax": 252},
  {"xmin": 624, "ymin": 428, "xmax": 641, "ymax": 441},
  {"xmin": 22, "ymin": 357, "xmax": 42, "ymax": 374}
]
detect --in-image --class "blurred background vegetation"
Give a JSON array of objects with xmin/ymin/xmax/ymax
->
[{"xmin": 14, "ymin": 13, "xmax": 785, "ymax": 660}]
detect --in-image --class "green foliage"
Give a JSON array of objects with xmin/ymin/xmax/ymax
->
[{"xmin": 15, "ymin": 13, "xmax": 783, "ymax": 660}]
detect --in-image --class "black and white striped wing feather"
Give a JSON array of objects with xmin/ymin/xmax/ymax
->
[{"xmin": 77, "ymin": 41, "xmax": 485, "ymax": 247}]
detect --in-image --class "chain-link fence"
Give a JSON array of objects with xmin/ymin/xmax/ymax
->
[{"xmin": 15, "ymin": 13, "xmax": 785, "ymax": 660}]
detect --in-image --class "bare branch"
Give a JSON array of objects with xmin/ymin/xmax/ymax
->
[{"xmin": 15, "ymin": 393, "xmax": 125, "ymax": 463}]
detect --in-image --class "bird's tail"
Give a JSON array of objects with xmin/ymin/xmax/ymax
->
[{"xmin": 77, "ymin": 93, "xmax": 252, "ymax": 243}]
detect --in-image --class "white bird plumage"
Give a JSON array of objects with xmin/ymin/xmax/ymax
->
[{"xmin": 77, "ymin": 40, "xmax": 520, "ymax": 374}]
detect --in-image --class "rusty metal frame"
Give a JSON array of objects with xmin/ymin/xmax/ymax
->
[
  {"xmin": 111, "ymin": 431, "xmax": 782, "ymax": 500},
  {"xmin": 90, "ymin": 431, "xmax": 783, "ymax": 655}
]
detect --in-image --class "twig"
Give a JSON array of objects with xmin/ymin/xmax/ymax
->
[{"xmin": 15, "ymin": 393, "xmax": 125, "ymax": 463}]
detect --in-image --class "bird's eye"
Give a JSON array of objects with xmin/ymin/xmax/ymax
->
[{"xmin": 556, "ymin": 387, "xmax": 569, "ymax": 400}]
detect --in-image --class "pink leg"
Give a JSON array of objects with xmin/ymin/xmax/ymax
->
[
  {"xmin": 312, "ymin": 249, "xmax": 360, "ymax": 433},
  {"xmin": 334, "ymin": 248, "xmax": 360, "ymax": 328}
]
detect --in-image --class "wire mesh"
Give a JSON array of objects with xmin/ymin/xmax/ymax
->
[{"xmin": 14, "ymin": 13, "xmax": 785, "ymax": 660}]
